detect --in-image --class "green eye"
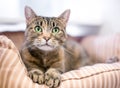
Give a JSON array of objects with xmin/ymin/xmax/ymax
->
[
  {"xmin": 52, "ymin": 27, "xmax": 60, "ymax": 34},
  {"xmin": 34, "ymin": 26, "xmax": 42, "ymax": 32}
]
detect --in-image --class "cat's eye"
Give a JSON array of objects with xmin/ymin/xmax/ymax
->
[
  {"xmin": 52, "ymin": 27, "xmax": 60, "ymax": 34},
  {"xmin": 34, "ymin": 26, "xmax": 42, "ymax": 33}
]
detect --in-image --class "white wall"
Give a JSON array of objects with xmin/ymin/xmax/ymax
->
[
  {"xmin": 0, "ymin": 0, "xmax": 120, "ymax": 35},
  {"xmin": 19, "ymin": 0, "xmax": 103, "ymax": 25},
  {"xmin": 99, "ymin": 0, "xmax": 120, "ymax": 35},
  {"xmin": 0, "ymin": 0, "xmax": 20, "ymax": 18},
  {"xmin": 19, "ymin": 0, "xmax": 104, "ymax": 36}
]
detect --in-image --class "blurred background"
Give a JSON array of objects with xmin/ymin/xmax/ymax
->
[{"xmin": 0, "ymin": 0, "xmax": 120, "ymax": 37}]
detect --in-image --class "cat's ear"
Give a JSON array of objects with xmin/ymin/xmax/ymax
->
[
  {"xmin": 59, "ymin": 9, "xmax": 70, "ymax": 23},
  {"xmin": 25, "ymin": 6, "xmax": 37, "ymax": 22}
]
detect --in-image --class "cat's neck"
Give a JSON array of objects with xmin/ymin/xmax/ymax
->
[
  {"xmin": 28, "ymin": 45, "xmax": 64, "ymax": 58},
  {"xmin": 45, "ymin": 46, "xmax": 64, "ymax": 55}
]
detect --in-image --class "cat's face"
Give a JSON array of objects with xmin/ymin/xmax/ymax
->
[{"xmin": 24, "ymin": 6, "xmax": 70, "ymax": 51}]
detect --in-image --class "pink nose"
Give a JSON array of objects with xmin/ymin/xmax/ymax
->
[{"xmin": 43, "ymin": 37, "xmax": 50, "ymax": 41}]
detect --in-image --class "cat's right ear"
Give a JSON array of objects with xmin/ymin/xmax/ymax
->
[
  {"xmin": 58, "ymin": 9, "xmax": 70, "ymax": 23},
  {"xmin": 25, "ymin": 6, "xmax": 36, "ymax": 23}
]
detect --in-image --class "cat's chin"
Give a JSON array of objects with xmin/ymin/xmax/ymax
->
[{"xmin": 38, "ymin": 45, "xmax": 55, "ymax": 51}]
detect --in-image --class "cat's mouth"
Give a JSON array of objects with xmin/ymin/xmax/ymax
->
[{"xmin": 37, "ymin": 44, "xmax": 55, "ymax": 51}]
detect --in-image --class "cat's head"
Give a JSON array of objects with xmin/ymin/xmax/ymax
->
[{"xmin": 24, "ymin": 6, "xmax": 70, "ymax": 51}]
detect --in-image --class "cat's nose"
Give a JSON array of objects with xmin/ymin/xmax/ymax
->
[{"xmin": 43, "ymin": 37, "xmax": 50, "ymax": 41}]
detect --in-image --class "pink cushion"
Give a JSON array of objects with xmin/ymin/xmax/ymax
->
[{"xmin": 0, "ymin": 35, "xmax": 120, "ymax": 88}]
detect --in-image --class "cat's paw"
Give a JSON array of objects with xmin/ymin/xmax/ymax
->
[
  {"xmin": 106, "ymin": 56, "xmax": 119, "ymax": 63},
  {"xmin": 28, "ymin": 69, "xmax": 44, "ymax": 84},
  {"xmin": 45, "ymin": 68, "xmax": 61, "ymax": 88}
]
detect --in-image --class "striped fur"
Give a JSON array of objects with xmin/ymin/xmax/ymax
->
[
  {"xmin": 21, "ymin": 6, "xmax": 89, "ymax": 88},
  {"xmin": 0, "ymin": 35, "xmax": 120, "ymax": 88}
]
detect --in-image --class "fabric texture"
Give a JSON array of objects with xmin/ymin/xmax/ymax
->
[
  {"xmin": 0, "ymin": 35, "xmax": 120, "ymax": 88},
  {"xmin": 81, "ymin": 34, "xmax": 120, "ymax": 62}
]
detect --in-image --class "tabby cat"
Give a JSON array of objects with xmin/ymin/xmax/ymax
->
[{"xmin": 20, "ymin": 6, "xmax": 93, "ymax": 88}]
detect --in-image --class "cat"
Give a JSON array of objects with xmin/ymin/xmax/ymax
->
[{"xmin": 20, "ymin": 6, "xmax": 95, "ymax": 88}]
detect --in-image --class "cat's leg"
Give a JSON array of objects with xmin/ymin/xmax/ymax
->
[
  {"xmin": 28, "ymin": 68, "xmax": 45, "ymax": 84},
  {"xmin": 45, "ymin": 68, "xmax": 61, "ymax": 88},
  {"xmin": 21, "ymin": 58, "xmax": 45, "ymax": 84},
  {"xmin": 44, "ymin": 61, "xmax": 64, "ymax": 88},
  {"xmin": 20, "ymin": 48, "xmax": 45, "ymax": 84}
]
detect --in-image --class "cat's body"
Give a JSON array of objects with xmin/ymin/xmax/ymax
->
[
  {"xmin": 21, "ymin": 6, "xmax": 92, "ymax": 88},
  {"xmin": 21, "ymin": 39, "xmax": 89, "ymax": 72}
]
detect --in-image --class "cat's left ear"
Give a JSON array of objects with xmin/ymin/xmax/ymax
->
[{"xmin": 59, "ymin": 9, "xmax": 70, "ymax": 23}]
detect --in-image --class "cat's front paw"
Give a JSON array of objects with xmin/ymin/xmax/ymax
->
[
  {"xmin": 45, "ymin": 68, "xmax": 61, "ymax": 88},
  {"xmin": 28, "ymin": 69, "xmax": 44, "ymax": 84}
]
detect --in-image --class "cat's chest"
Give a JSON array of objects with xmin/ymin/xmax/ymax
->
[
  {"xmin": 41, "ymin": 55, "xmax": 59, "ymax": 68},
  {"xmin": 42, "ymin": 58, "xmax": 48, "ymax": 67},
  {"xmin": 41, "ymin": 56, "xmax": 53, "ymax": 68}
]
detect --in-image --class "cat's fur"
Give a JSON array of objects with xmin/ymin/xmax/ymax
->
[{"xmin": 21, "ymin": 6, "xmax": 93, "ymax": 88}]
